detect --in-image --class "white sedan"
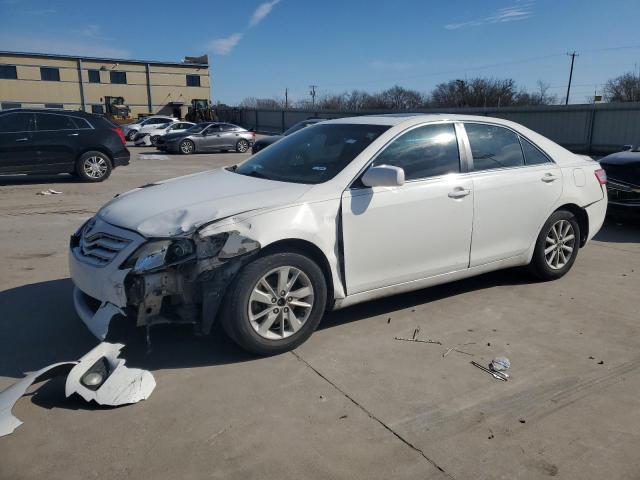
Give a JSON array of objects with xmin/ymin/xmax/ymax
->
[
  {"xmin": 69, "ymin": 114, "xmax": 607, "ymax": 355},
  {"xmin": 133, "ymin": 121, "xmax": 195, "ymax": 146}
]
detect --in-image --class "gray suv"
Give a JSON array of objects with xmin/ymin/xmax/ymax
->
[{"xmin": 156, "ymin": 122, "xmax": 254, "ymax": 154}]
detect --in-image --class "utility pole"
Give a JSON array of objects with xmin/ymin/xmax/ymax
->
[
  {"xmin": 285, "ymin": 88, "xmax": 288, "ymax": 109},
  {"xmin": 309, "ymin": 85, "xmax": 317, "ymax": 108},
  {"xmin": 565, "ymin": 51, "xmax": 579, "ymax": 105}
]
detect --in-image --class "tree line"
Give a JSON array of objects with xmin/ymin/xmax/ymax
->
[{"xmin": 236, "ymin": 72, "xmax": 640, "ymax": 110}]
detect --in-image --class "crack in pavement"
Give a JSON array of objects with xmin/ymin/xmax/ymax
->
[{"xmin": 290, "ymin": 350, "xmax": 453, "ymax": 479}]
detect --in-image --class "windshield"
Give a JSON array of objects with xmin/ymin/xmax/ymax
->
[
  {"xmin": 186, "ymin": 123, "xmax": 209, "ymax": 133},
  {"xmin": 234, "ymin": 123, "xmax": 389, "ymax": 184},
  {"xmin": 283, "ymin": 121, "xmax": 313, "ymax": 136}
]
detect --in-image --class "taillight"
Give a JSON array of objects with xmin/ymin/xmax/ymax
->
[
  {"xmin": 111, "ymin": 127, "xmax": 126, "ymax": 145},
  {"xmin": 594, "ymin": 168, "xmax": 607, "ymax": 185}
]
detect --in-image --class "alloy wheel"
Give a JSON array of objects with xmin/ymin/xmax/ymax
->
[
  {"xmin": 247, "ymin": 266, "xmax": 314, "ymax": 340},
  {"xmin": 544, "ymin": 219, "xmax": 576, "ymax": 270},
  {"xmin": 83, "ymin": 156, "xmax": 108, "ymax": 179},
  {"xmin": 237, "ymin": 139, "xmax": 249, "ymax": 153},
  {"xmin": 180, "ymin": 140, "xmax": 194, "ymax": 154}
]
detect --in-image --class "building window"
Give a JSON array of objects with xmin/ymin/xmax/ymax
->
[
  {"xmin": 91, "ymin": 104, "xmax": 104, "ymax": 114},
  {"xmin": 110, "ymin": 71, "xmax": 127, "ymax": 84},
  {"xmin": 0, "ymin": 65, "xmax": 18, "ymax": 79},
  {"xmin": 88, "ymin": 69, "xmax": 101, "ymax": 83},
  {"xmin": 186, "ymin": 74, "xmax": 201, "ymax": 87},
  {"xmin": 1, "ymin": 102, "xmax": 21, "ymax": 110},
  {"xmin": 40, "ymin": 67, "xmax": 60, "ymax": 81},
  {"xmin": 44, "ymin": 103, "xmax": 64, "ymax": 109}
]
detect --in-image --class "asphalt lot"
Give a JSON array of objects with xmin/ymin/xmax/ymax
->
[{"xmin": 0, "ymin": 145, "xmax": 639, "ymax": 479}]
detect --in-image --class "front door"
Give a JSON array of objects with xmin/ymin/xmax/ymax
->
[
  {"xmin": 462, "ymin": 122, "xmax": 564, "ymax": 266},
  {"xmin": 341, "ymin": 122, "xmax": 474, "ymax": 294},
  {"xmin": 0, "ymin": 112, "xmax": 37, "ymax": 173},
  {"xmin": 200, "ymin": 125, "xmax": 223, "ymax": 150}
]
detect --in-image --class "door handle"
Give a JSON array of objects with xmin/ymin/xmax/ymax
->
[
  {"xmin": 67, "ymin": 133, "xmax": 79, "ymax": 136},
  {"xmin": 541, "ymin": 173, "xmax": 559, "ymax": 183},
  {"xmin": 448, "ymin": 187, "xmax": 471, "ymax": 199},
  {"xmin": 15, "ymin": 137, "xmax": 28, "ymax": 142}
]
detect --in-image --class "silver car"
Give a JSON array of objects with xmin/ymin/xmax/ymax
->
[{"xmin": 157, "ymin": 122, "xmax": 255, "ymax": 154}]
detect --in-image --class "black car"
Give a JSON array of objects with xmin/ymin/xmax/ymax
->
[
  {"xmin": 251, "ymin": 118, "xmax": 324, "ymax": 154},
  {"xmin": 0, "ymin": 108, "xmax": 130, "ymax": 182},
  {"xmin": 599, "ymin": 146, "xmax": 640, "ymax": 210}
]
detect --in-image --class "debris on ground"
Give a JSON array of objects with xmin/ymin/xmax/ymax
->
[
  {"xmin": 65, "ymin": 342, "xmax": 156, "ymax": 406},
  {"xmin": 471, "ymin": 361, "xmax": 509, "ymax": 381},
  {"xmin": 0, "ymin": 342, "xmax": 155, "ymax": 437},
  {"xmin": 490, "ymin": 357, "xmax": 511, "ymax": 372},
  {"xmin": 36, "ymin": 189, "xmax": 63, "ymax": 195},
  {"xmin": 0, "ymin": 362, "xmax": 77, "ymax": 437},
  {"xmin": 394, "ymin": 336, "xmax": 443, "ymax": 345}
]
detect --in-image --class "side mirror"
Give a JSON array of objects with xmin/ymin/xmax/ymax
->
[{"xmin": 361, "ymin": 165, "xmax": 405, "ymax": 188}]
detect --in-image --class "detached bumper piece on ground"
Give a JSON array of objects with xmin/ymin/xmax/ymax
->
[{"xmin": 0, "ymin": 342, "xmax": 155, "ymax": 438}]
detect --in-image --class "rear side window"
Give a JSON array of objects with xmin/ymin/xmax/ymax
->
[
  {"xmin": 0, "ymin": 113, "xmax": 34, "ymax": 132},
  {"xmin": 520, "ymin": 137, "xmax": 551, "ymax": 165},
  {"xmin": 36, "ymin": 113, "xmax": 77, "ymax": 131},
  {"xmin": 372, "ymin": 123, "xmax": 460, "ymax": 180},
  {"xmin": 465, "ymin": 123, "xmax": 525, "ymax": 171},
  {"xmin": 220, "ymin": 124, "xmax": 236, "ymax": 132}
]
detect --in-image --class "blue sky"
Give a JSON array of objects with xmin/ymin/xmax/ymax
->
[{"xmin": 1, "ymin": 0, "xmax": 640, "ymax": 105}]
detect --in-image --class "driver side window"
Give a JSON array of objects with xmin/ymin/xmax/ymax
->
[{"xmin": 372, "ymin": 123, "xmax": 460, "ymax": 181}]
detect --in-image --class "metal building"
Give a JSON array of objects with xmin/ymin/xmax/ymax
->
[{"xmin": 0, "ymin": 51, "xmax": 211, "ymax": 119}]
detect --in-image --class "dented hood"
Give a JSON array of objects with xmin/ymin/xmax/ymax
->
[{"xmin": 98, "ymin": 168, "xmax": 311, "ymax": 237}]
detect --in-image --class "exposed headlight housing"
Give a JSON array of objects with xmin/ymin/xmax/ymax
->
[{"xmin": 122, "ymin": 238, "xmax": 196, "ymax": 273}]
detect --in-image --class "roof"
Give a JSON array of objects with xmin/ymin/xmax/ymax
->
[
  {"xmin": 323, "ymin": 113, "xmax": 525, "ymax": 127},
  {"xmin": 0, "ymin": 107, "xmax": 95, "ymax": 117},
  {"xmin": 0, "ymin": 50, "xmax": 208, "ymax": 68}
]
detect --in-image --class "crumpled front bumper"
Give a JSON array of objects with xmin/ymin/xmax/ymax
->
[{"xmin": 69, "ymin": 217, "xmax": 145, "ymax": 339}]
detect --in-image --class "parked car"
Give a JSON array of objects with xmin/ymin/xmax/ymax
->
[
  {"xmin": 599, "ymin": 145, "xmax": 640, "ymax": 211},
  {"xmin": 133, "ymin": 121, "xmax": 195, "ymax": 147},
  {"xmin": 156, "ymin": 122, "xmax": 254, "ymax": 154},
  {"xmin": 122, "ymin": 115, "xmax": 176, "ymax": 141},
  {"xmin": 69, "ymin": 114, "xmax": 607, "ymax": 355},
  {"xmin": 0, "ymin": 108, "xmax": 129, "ymax": 182},
  {"xmin": 252, "ymin": 118, "xmax": 324, "ymax": 154}
]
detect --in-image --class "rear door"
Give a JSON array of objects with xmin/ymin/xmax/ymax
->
[
  {"xmin": 33, "ymin": 112, "xmax": 80, "ymax": 171},
  {"xmin": 462, "ymin": 122, "xmax": 563, "ymax": 266},
  {"xmin": 0, "ymin": 112, "xmax": 37, "ymax": 173}
]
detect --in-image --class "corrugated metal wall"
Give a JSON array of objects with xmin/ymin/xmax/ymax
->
[{"xmin": 217, "ymin": 102, "xmax": 640, "ymax": 154}]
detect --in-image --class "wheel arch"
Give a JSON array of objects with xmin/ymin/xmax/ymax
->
[
  {"xmin": 554, "ymin": 203, "xmax": 588, "ymax": 247},
  {"xmin": 259, "ymin": 238, "xmax": 335, "ymax": 309}
]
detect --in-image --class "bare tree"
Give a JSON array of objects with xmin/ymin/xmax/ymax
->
[{"xmin": 603, "ymin": 72, "xmax": 640, "ymax": 102}]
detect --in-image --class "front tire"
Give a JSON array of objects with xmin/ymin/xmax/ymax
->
[
  {"xmin": 179, "ymin": 139, "xmax": 195, "ymax": 154},
  {"xmin": 528, "ymin": 210, "xmax": 580, "ymax": 280},
  {"xmin": 236, "ymin": 139, "xmax": 250, "ymax": 153},
  {"xmin": 75, "ymin": 151, "xmax": 112, "ymax": 182},
  {"xmin": 220, "ymin": 252, "xmax": 327, "ymax": 355}
]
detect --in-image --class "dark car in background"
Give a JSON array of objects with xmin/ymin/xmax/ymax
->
[
  {"xmin": 0, "ymin": 108, "xmax": 129, "ymax": 182},
  {"xmin": 251, "ymin": 118, "xmax": 324, "ymax": 154},
  {"xmin": 156, "ymin": 122, "xmax": 254, "ymax": 154},
  {"xmin": 599, "ymin": 145, "xmax": 640, "ymax": 211}
]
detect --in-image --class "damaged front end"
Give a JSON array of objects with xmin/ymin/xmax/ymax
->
[{"xmin": 69, "ymin": 217, "xmax": 261, "ymax": 341}]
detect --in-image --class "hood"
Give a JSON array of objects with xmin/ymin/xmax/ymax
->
[
  {"xmin": 600, "ymin": 151, "xmax": 640, "ymax": 187},
  {"xmin": 255, "ymin": 135, "xmax": 283, "ymax": 147},
  {"xmin": 97, "ymin": 168, "xmax": 312, "ymax": 237}
]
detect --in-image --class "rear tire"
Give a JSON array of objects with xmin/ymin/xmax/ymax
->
[
  {"xmin": 150, "ymin": 135, "xmax": 160, "ymax": 146},
  {"xmin": 75, "ymin": 151, "xmax": 112, "ymax": 182},
  {"xmin": 179, "ymin": 139, "xmax": 195, "ymax": 154},
  {"xmin": 528, "ymin": 210, "xmax": 580, "ymax": 280},
  {"xmin": 220, "ymin": 252, "xmax": 327, "ymax": 356},
  {"xmin": 236, "ymin": 139, "xmax": 250, "ymax": 153},
  {"xmin": 126, "ymin": 130, "xmax": 137, "ymax": 141}
]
